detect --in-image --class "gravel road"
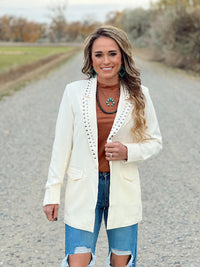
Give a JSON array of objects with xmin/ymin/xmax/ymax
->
[{"xmin": 0, "ymin": 52, "xmax": 199, "ymax": 267}]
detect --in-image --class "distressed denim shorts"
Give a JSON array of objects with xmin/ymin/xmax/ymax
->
[{"xmin": 62, "ymin": 172, "xmax": 138, "ymax": 267}]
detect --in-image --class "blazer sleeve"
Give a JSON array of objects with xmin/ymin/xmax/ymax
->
[
  {"xmin": 124, "ymin": 86, "xmax": 162, "ymax": 163},
  {"xmin": 43, "ymin": 85, "xmax": 74, "ymax": 206}
]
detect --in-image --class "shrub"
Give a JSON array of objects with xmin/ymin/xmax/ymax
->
[
  {"xmin": 150, "ymin": 8, "xmax": 200, "ymax": 71},
  {"xmin": 117, "ymin": 8, "xmax": 154, "ymax": 47}
]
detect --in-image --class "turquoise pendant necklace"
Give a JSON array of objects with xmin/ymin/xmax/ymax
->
[
  {"xmin": 96, "ymin": 88, "xmax": 117, "ymax": 114},
  {"xmin": 98, "ymin": 85, "xmax": 119, "ymax": 106}
]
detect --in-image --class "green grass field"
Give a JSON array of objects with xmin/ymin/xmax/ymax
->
[{"xmin": 0, "ymin": 46, "xmax": 73, "ymax": 73}]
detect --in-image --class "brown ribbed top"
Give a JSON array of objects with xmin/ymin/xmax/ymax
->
[{"xmin": 96, "ymin": 81, "xmax": 120, "ymax": 172}]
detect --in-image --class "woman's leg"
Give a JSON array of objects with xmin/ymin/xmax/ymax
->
[
  {"xmin": 64, "ymin": 209, "xmax": 103, "ymax": 267},
  {"xmin": 105, "ymin": 223, "xmax": 138, "ymax": 267},
  {"xmin": 62, "ymin": 172, "xmax": 109, "ymax": 267},
  {"xmin": 62, "ymin": 207, "xmax": 102, "ymax": 267},
  {"xmin": 110, "ymin": 253, "xmax": 131, "ymax": 267},
  {"xmin": 68, "ymin": 252, "xmax": 92, "ymax": 267},
  {"xmin": 62, "ymin": 222, "xmax": 97, "ymax": 267}
]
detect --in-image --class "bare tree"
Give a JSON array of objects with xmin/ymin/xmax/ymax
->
[{"xmin": 47, "ymin": 0, "xmax": 68, "ymax": 42}]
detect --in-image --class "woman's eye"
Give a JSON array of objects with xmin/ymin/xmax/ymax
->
[
  {"xmin": 95, "ymin": 54, "xmax": 102, "ymax": 58},
  {"xmin": 110, "ymin": 53, "xmax": 117, "ymax": 56}
]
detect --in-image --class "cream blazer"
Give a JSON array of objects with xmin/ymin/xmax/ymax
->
[{"xmin": 43, "ymin": 77, "xmax": 162, "ymax": 232}]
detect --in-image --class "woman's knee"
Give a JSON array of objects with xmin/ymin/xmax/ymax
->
[
  {"xmin": 68, "ymin": 252, "xmax": 92, "ymax": 267},
  {"xmin": 110, "ymin": 252, "xmax": 131, "ymax": 267}
]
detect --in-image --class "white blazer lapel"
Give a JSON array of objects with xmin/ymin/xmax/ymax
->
[
  {"xmin": 107, "ymin": 84, "xmax": 132, "ymax": 142},
  {"xmin": 82, "ymin": 79, "xmax": 132, "ymax": 159},
  {"xmin": 82, "ymin": 78, "xmax": 98, "ymax": 161}
]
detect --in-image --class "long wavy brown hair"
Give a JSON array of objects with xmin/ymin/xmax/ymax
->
[{"xmin": 82, "ymin": 25, "xmax": 149, "ymax": 142}]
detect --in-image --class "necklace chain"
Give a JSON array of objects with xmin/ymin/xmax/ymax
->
[
  {"xmin": 98, "ymin": 85, "xmax": 119, "ymax": 106},
  {"xmin": 96, "ymin": 87, "xmax": 118, "ymax": 114}
]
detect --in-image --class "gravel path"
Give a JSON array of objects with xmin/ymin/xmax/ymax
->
[{"xmin": 0, "ymin": 52, "xmax": 199, "ymax": 267}]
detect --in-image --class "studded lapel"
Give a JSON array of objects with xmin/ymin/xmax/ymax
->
[
  {"xmin": 107, "ymin": 83, "xmax": 132, "ymax": 142},
  {"xmin": 82, "ymin": 78, "xmax": 132, "ymax": 161},
  {"xmin": 82, "ymin": 78, "xmax": 98, "ymax": 162}
]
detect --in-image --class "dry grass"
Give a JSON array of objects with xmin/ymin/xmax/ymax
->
[{"xmin": 0, "ymin": 47, "xmax": 81, "ymax": 99}]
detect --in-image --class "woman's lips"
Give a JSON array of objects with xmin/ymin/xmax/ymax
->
[{"xmin": 101, "ymin": 67, "xmax": 113, "ymax": 71}]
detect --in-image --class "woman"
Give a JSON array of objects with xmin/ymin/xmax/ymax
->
[{"xmin": 43, "ymin": 25, "xmax": 162, "ymax": 267}]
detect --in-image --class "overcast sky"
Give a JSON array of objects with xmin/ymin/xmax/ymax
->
[
  {"xmin": 0, "ymin": 0, "xmax": 158, "ymax": 22},
  {"xmin": 0, "ymin": 0, "xmax": 156, "ymax": 8}
]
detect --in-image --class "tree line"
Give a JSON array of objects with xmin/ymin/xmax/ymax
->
[
  {"xmin": 0, "ymin": 1, "xmax": 101, "ymax": 43},
  {"xmin": 0, "ymin": 15, "xmax": 101, "ymax": 43}
]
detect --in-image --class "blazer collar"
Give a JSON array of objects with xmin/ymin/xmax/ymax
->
[
  {"xmin": 83, "ymin": 77, "xmax": 130, "ymax": 100},
  {"xmin": 83, "ymin": 78, "xmax": 96, "ymax": 98}
]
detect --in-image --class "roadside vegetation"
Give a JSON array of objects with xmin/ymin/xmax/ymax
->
[
  {"xmin": 0, "ymin": 46, "xmax": 73, "ymax": 73},
  {"xmin": 0, "ymin": 45, "xmax": 80, "ymax": 98},
  {"xmin": 108, "ymin": 1, "xmax": 200, "ymax": 73}
]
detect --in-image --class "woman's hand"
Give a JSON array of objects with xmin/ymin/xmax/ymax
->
[
  {"xmin": 43, "ymin": 204, "xmax": 59, "ymax": 221},
  {"xmin": 105, "ymin": 141, "xmax": 128, "ymax": 161}
]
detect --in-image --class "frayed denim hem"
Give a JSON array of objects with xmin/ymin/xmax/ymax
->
[
  {"xmin": 61, "ymin": 252, "xmax": 96, "ymax": 267},
  {"xmin": 105, "ymin": 251, "xmax": 136, "ymax": 267}
]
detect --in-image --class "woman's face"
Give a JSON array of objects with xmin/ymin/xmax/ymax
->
[{"xmin": 91, "ymin": 36, "xmax": 122, "ymax": 84}]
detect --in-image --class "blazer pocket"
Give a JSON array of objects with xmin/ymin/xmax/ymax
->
[
  {"xmin": 67, "ymin": 166, "xmax": 85, "ymax": 181},
  {"xmin": 123, "ymin": 174, "xmax": 134, "ymax": 182},
  {"xmin": 122, "ymin": 164, "xmax": 139, "ymax": 182}
]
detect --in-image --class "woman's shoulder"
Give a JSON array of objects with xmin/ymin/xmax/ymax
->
[
  {"xmin": 60, "ymin": 79, "xmax": 88, "ymax": 100},
  {"xmin": 62, "ymin": 79, "xmax": 89, "ymax": 98},
  {"xmin": 141, "ymin": 85, "xmax": 149, "ymax": 94},
  {"xmin": 66, "ymin": 79, "xmax": 89, "ymax": 91}
]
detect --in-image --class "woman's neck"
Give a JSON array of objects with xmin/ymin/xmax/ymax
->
[{"xmin": 97, "ymin": 77, "xmax": 120, "ymax": 87}]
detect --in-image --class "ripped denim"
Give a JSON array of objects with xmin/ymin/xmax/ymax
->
[{"xmin": 62, "ymin": 248, "xmax": 96, "ymax": 267}]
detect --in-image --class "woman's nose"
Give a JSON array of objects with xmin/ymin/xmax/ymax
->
[{"xmin": 103, "ymin": 56, "xmax": 110, "ymax": 64}]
